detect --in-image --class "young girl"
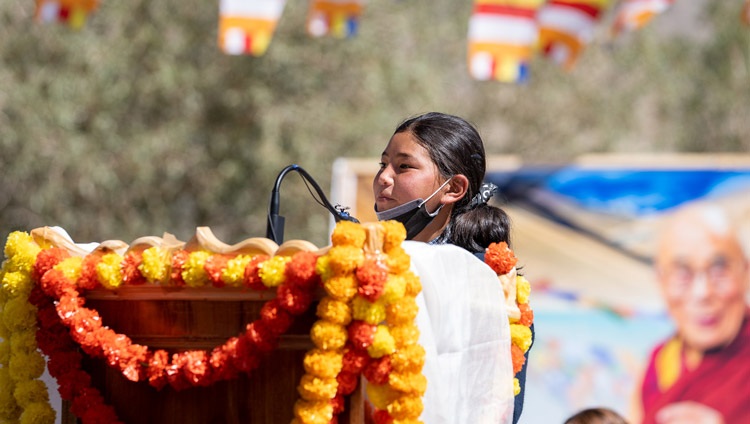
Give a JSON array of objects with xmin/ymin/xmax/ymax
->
[{"xmin": 373, "ymin": 112, "xmax": 528, "ymax": 423}]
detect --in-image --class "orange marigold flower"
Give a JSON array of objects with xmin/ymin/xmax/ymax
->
[
  {"xmin": 484, "ymin": 242, "xmax": 517, "ymax": 275},
  {"xmin": 286, "ymin": 251, "xmax": 320, "ymax": 288},
  {"xmin": 78, "ymin": 254, "xmax": 102, "ymax": 290},
  {"xmin": 511, "ymin": 343, "xmax": 526, "ymax": 374},
  {"xmin": 243, "ymin": 255, "xmax": 270, "ymax": 291},
  {"xmin": 348, "ymin": 320, "xmax": 376, "ymax": 350},
  {"xmin": 363, "ymin": 355, "xmax": 392, "ymax": 385},
  {"xmin": 122, "ymin": 251, "xmax": 147, "ymax": 285},
  {"xmin": 356, "ymin": 259, "xmax": 388, "ymax": 302},
  {"xmin": 170, "ymin": 250, "xmax": 190, "ymax": 287},
  {"xmin": 331, "ymin": 221, "xmax": 367, "ymax": 248},
  {"xmin": 33, "ymin": 248, "xmax": 70, "ymax": 280},
  {"xmin": 204, "ymin": 254, "xmax": 230, "ymax": 288},
  {"xmin": 518, "ymin": 302, "xmax": 534, "ymax": 327}
]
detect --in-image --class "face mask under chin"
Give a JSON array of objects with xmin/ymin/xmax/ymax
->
[{"xmin": 374, "ymin": 179, "xmax": 451, "ymax": 240}]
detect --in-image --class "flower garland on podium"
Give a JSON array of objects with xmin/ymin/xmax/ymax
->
[
  {"xmin": 0, "ymin": 223, "xmax": 531, "ymax": 423},
  {"xmin": 484, "ymin": 241, "xmax": 534, "ymax": 397}
]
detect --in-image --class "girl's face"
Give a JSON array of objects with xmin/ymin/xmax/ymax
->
[{"xmin": 373, "ymin": 131, "xmax": 447, "ymax": 213}]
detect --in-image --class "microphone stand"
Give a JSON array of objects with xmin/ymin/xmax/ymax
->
[{"xmin": 266, "ymin": 164, "xmax": 359, "ymax": 244}]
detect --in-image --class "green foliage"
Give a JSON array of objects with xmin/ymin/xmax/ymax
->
[{"xmin": 0, "ymin": 0, "xmax": 748, "ymax": 246}]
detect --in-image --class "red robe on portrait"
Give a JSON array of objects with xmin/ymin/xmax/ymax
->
[{"xmin": 641, "ymin": 308, "xmax": 750, "ymax": 424}]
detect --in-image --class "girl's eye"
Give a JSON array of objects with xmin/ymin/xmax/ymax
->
[
  {"xmin": 378, "ymin": 162, "xmax": 386, "ymax": 169},
  {"xmin": 399, "ymin": 163, "xmax": 412, "ymax": 170}
]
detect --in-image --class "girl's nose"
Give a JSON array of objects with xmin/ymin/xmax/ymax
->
[{"xmin": 375, "ymin": 166, "xmax": 393, "ymax": 186}]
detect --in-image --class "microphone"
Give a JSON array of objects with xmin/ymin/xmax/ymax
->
[{"xmin": 266, "ymin": 164, "xmax": 359, "ymax": 244}]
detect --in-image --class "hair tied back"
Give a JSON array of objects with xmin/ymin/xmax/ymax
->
[{"xmin": 469, "ymin": 182, "xmax": 497, "ymax": 208}]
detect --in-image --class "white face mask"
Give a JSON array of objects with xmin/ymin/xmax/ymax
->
[{"xmin": 374, "ymin": 178, "xmax": 451, "ymax": 239}]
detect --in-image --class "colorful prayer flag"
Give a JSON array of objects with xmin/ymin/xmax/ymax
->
[
  {"xmin": 537, "ymin": 0, "xmax": 609, "ymax": 71},
  {"xmin": 219, "ymin": 0, "xmax": 287, "ymax": 56},
  {"xmin": 34, "ymin": 0, "xmax": 98, "ymax": 30},
  {"xmin": 306, "ymin": 0, "xmax": 365, "ymax": 38},
  {"xmin": 611, "ymin": 0, "xmax": 675, "ymax": 36},
  {"xmin": 467, "ymin": 0, "xmax": 546, "ymax": 83}
]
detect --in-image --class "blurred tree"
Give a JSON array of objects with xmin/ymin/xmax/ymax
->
[{"xmin": 0, "ymin": 0, "xmax": 747, "ymax": 246}]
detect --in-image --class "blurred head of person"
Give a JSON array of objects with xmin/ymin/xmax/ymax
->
[
  {"xmin": 655, "ymin": 203, "xmax": 749, "ymax": 358},
  {"xmin": 564, "ymin": 407, "xmax": 628, "ymax": 424}
]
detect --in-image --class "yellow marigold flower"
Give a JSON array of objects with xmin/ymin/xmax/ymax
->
[
  {"xmin": 402, "ymin": 271, "xmax": 422, "ymax": 297},
  {"xmin": 387, "ymin": 394, "xmax": 424, "ymax": 420},
  {"xmin": 386, "ymin": 297, "xmax": 419, "ymax": 326},
  {"xmin": 381, "ymin": 221, "xmax": 407, "ymax": 252},
  {"xmin": 331, "ymin": 221, "xmax": 366, "ymax": 248},
  {"xmin": 2, "ymin": 297, "xmax": 37, "ymax": 332},
  {"xmin": 1, "ymin": 272, "xmax": 32, "ymax": 299},
  {"xmin": 55, "ymin": 257, "xmax": 83, "ymax": 282},
  {"xmin": 303, "ymin": 349, "xmax": 343, "ymax": 378},
  {"xmin": 9, "ymin": 350, "xmax": 45, "ymax": 381},
  {"xmin": 0, "ymin": 368, "xmax": 20, "ymax": 420},
  {"xmin": 352, "ymin": 297, "xmax": 386, "ymax": 325},
  {"xmin": 139, "ymin": 247, "xmax": 170, "ymax": 284},
  {"xmin": 389, "ymin": 371, "xmax": 427, "ymax": 395},
  {"xmin": 10, "ymin": 331, "xmax": 37, "ymax": 353},
  {"xmin": 310, "ymin": 321, "xmax": 347, "ymax": 350},
  {"xmin": 367, "ymin": 325, "xmax": 396, "ymax": 358},
  {"xmin": 390, "ymin": 324, "xmax": 420, "ymax": 349},
  {"xmin": 259, "ymin": 255, "xmax": 290, "ymax": 288},
  {"xmin": 513, "ymin": 377, "xmax": 520, "ymax": 396},
  {"xmin": 182, "ymin": 251, "xmax": 211, "ymax": 287},
  {"xmin": 380, "ymin": 274, "xmax": 407, "ymax": 305},
  {"xmin": 392, "ymin": 419, "xmax": 423, "ymax": 424},
  {"xmin": 516, "ymin": 275, "xmax": 531, "ymax": 304},
  {"xmin": 316, "ymin": 298, "xmax": 352, "ymax": 326},
  {"xmin": 96, "ymin": 253, "xmax": 124, "ymax": 289},
  {"xmin": 222, "ymin": 255, "xmax": 251, "ymax": 287},
  {"xmin": 327, "ymin": 246, "xmax": 364, "ymax": 275},
  {"xmin": 390, "ymin": 344, "xmax": 426, "ymax": 374},
  {"xmin": 293, "ymin": 399, "xmax": 333, "ymax": 424},
  {"xmin": 322, "ymin": 275, "xmax": 358, "ymax": 302},
  {"xmin": 366, "ymin": 383, "xmax": 399, "ymax": 410},
  {"xmin": 18, "ymin": 402, "xmax": 56, "ymax": 423},
  {"xmin": 315, "ymin": 255, "xmax": 333, "ymax": 282},
  {"xmin": 385, "ymin": 246, "xmax": 410, "ymax": 274},
  {"xmin": 510, "ymin": 323, "xmax": 533, "ymax": 353},
  {"xmin": 0, "ymin": 340, "xmax": 10, "ymax": 364},
  {"xmin": 3, "ymin": 232, "xmax": 40, "ymax": 274},
  {"xmin": 13, "ymin": 379, "xmax": 49, "ymax": 408},
  {"xmin": 297, "ymin": 374, "xmax": 338, "ymax": 401}
]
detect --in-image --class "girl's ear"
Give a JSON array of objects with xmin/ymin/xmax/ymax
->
[{"xmin": 441, "ymin": 175, "xmax": 469, "ymax": 205}]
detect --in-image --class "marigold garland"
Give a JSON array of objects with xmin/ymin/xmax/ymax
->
[
  {"xmin": 0, "ymin": 222, "xmax": 438, "ymax": 423},
  {"xmin": 0, "ymin": 232, "xmax": 328, "ymax": 423},
  {"xmin": 484, "ymin": 241, "xmax": 534, "ymax": 397}
]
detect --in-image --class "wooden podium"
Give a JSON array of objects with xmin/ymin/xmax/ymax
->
[
  {"xmin": 21, "ymin": 226, "xmax": 369, "ymax": 424},
  {"xmin": 61, "ymin": 287, "xmax": 365, "ymax": 424}
]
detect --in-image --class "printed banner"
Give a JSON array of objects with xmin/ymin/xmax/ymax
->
[
  {"xmin": 467, "ymin": 0, "xmax": 546, "ymax": 83},
  {"xmin": 219, "ymin": 0, "xmax": 287, "ymax": 56},
  {"xmin": 306, "ymin": 0, "xmax": 366, "ymax": 38}
]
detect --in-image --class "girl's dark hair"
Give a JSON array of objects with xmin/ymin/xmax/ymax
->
[{"xmin": 394, "ymin": 112, "xmax": 511, "ymax": 253}]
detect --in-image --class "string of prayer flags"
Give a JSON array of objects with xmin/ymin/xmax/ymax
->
[
  {"xmin": 34, "ymin": 0, "xmax": 98, "ymax": 30},
  {"xmin": 218, "ymin": 0, "xmax": 287, "ymax": 56},
  {"xmin": 537, "ymin": 0, "xmax": 610, "ymax": 71},
  {"xmin": 611, "ymin": 0, "xmax": 676, "ymax": 36},
  {"xmin": 306, "ymin": 0, "xmax": 366, "ymax": 38},
  {"xmin": 467, "ymin": 0, "xmax": 546, "ymax": 83}
]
